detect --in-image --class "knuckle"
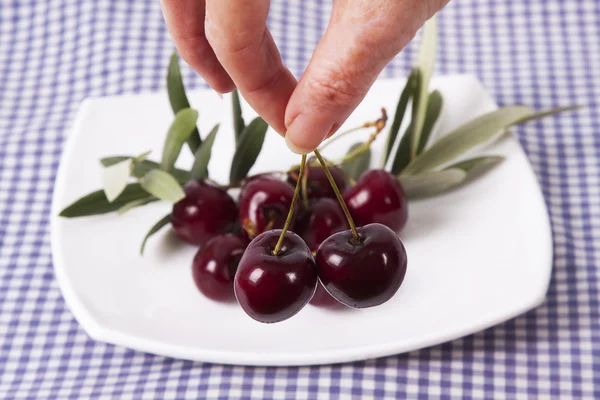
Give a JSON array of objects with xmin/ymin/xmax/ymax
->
[
  {"xmin": 205, "ymin": 17, "xmax": 264, "ymax": 56},
  {"xmin": 245, "ymin": 66, "xmax": 287, "ymax": 95}
]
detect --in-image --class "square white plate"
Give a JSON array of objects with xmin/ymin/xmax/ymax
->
[{"xmin": 51, "ymin": 75, "xmax": 552, "ymax": 366}]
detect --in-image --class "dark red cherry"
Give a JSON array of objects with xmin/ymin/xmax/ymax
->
[
  {"xmin": 287, "ymin": 166, "xmax": 348, "ymax": 199},
  {"xmin": 310, "ymin": 282, "xmax": 343, "ymax": 307},
  {"xmin": 315, "ymin": 223, "xmax": 408, "ymax": 308},
  {"xmin": 234, "ymin": 230, "xmax": 318, "ymax": 323},
  {"xmin": 192, "ymin": 234, "xmax": 247, "ymax": 302},
  {"xmin": 171, "ymin": 180, "xmax": 238, "ymax": 246},
  {"xmin": 293, "ymin": 198, "xmax": 350, "ymax": 308},
  {"xmin": 238, "ymin": 177, "xmax": 296, "ymax": 239},
  {"xmin": 295, "ymin": 198, "xmax": 350, "ymax": 253},
  {"xmin": 343, "ymin": 169, "xmax": 408, "ymax": 233}
]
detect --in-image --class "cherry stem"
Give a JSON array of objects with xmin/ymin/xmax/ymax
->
[
  {"xmin": 317, "ymin": 108, "xmax": 388, "ymax": 153},
  {"xmin": 317, "ymin": 126, "xmax": 364, "ymax": 152},
  {"xmin": 272, "ymin": 154, "xmax": 307, "ymax": 256},
  {"xmin": 313, "ymin": 149, "xmax": 360, "ymax": 242}
]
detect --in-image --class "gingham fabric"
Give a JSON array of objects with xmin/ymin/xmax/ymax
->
[{"xmin": 1, "ymin": 0, "xmax": 599, "ymax": 398}]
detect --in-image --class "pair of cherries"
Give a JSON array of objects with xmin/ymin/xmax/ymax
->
[{"xmin": 170, "ymin": 163, "xmax": 409, "ymax": 323}]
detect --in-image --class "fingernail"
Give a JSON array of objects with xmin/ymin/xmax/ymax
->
[
  {"xmin": 285, "ymin": 134, "xmax": 312, "ymax": 155},
  {"xmin": 285, "ymin": 113, "xmax": 333, "ymax": 155},
  {"xmin": 215, "ymin": 91, "xmax": 224, "ymax": 99}
]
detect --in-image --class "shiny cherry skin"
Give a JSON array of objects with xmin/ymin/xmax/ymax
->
[
  {"xmin": 171, "ymin": 180, "xmax": 238, "ymax": 246},
  {"xmin": 295, "ymin": 198, "xmax": 350, "ymax": 253},
  {"xmin": 192, "ymin": 234, "xmax": 247, "ymax": 302},
  {"xmin": 287, "ymin": 166, "xmax": 348, "ymax": 200},
  {"xmin": 343, "ymin": 169, "xmax": 408, "ymax": 233},
  {"xmin": 238, "ymin": 177, "xmax": 296, "ymax": 239},
  {"xmin": 315, "ymin": 223, "xmax": 408, "ymax": 308},
  {"xmin": 234, "ymin": 230, "xmax": 318, "ymax": 323},
  {"xmin": 293, "ymin": 198, "xmax": 349, "ymax": 308}
]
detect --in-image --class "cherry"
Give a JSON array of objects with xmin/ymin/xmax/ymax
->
[
  {"xmin": 234, "ymin": 230, "xmax": 318, "ymax": 323},
  {"xmin": 191, "ymin": 234, "xmax": 247, "ymax": 302},
  {"xmin": 343, "ymin": 169, "xmax": 408, "ymax": 233},
  {"xmin": 171, "ymin": 180, "xmax": 238, "ymax": 246},
  {"xmin": 295, "ymin": 198, "xmax": 349, "ymax": 253},
  {"xmin": 287, "ymin": 166, "xmax": 348, "ymax": 200},
  {"xmin": 315, "ymin": 223, "xmax": 408, "ymax": 308},
  {"xmin": 238, "ymin": 176, "xmax": 297, "ymax": 239},
  {"xmin": 292, "ymin": 198, "xmax": 349, "ymax": 308},
  {"xmin": 309, "ymin": 282, "xmax": 343, "ymax": 307}
]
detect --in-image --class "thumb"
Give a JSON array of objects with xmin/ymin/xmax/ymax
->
[{"xmin": 284, "ymin": 1, "xmax": 437, "ymax": 154}]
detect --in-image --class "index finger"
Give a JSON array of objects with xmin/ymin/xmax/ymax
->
[
  {"xmin": 204, "ymin": 0, "xmax": 297, "ymax": 135},
  {"xmin": 160, "ymin": 0, "xmax": 235, "ymax": 93}
]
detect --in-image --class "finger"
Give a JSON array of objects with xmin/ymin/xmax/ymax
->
[
  {"xmin": 205, "ymin": 0, "xmax": 297, "ymax": 135},
  {"xmin": 160, "ymin": 0, "xmax": 235, "ymax": 93},
  {"xmin": 284, "ymin": 0, "xmax": 442, "ymax": 154}
]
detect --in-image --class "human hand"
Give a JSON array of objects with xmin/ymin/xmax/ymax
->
[{"xmin": 160, "ymin": 0, "xmax": 448, "ymax": 154}]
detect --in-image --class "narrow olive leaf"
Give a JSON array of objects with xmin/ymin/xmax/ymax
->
[
  {"xmin": 512, "ymin": 105, "xmax": 582, "ymax": 125},
  {"xmin": 393, "ymin": 89, "xmax": 442, "ymax": 175},
  {"xmin": 232, "ymin": 89, "xmax": 245, "ymax": 143},
  {"xmin": 139, "ymin": 169, "xmax": 186, "ymax": 203},
  {"xmin": 167, "ymin": 52, "xmax": 201, "ymax": 152},
  {"xmin": 229, "ymin": 117, "xmax": 268, "ymax": 183},
  {"xmin": 102, "ymin": 159, "xmax": 132, "ymax": 202},
  {"xmin": 410, "ymin": 16, "xmax": 438, "ymax": 158},
  {"xmin": 101, "ymin": 156, "xmax": 189, "ymax": 183},
  {"xmin": 417, "ymin": 90, "xmax": 443, "ymax": 154},
  {"xmin": 140, "ymin": 214, "xmax": 171, "ymax": 255},
  {"xmin": 190, "ymin": 124, "xmax": 220, "ymax": 180},
  {"xmin": 399, "ymin": 169, "xmax": 466, "ymax": 199},
  {"xmin": 59, "ymin": 184, "xmax": 156, "ymax": 218},
  {"xmin": 446, "ymin": 155, "xmax": 505, "ymax": 175},
  {"xmin": 133, "ymin": 150, "xmax": 152, "ymax": 163},
  {"xmin": 403, "ymin": 106, "xmax": 533, "ymax": 175},
  {"xmin": 117, "ymin": 197, "xmax": 155, "ymax": 215},
  {"xmin": 383, "ymin": 69, "xmax": 417, "ymax": 166},
  {"xmin": 341, "ymin": 142, "xmax": 371, "ymax": 181},
  {"xmin": 160, "ymin": 108, "xmax": 199, "ymax": 172},
  {"xmin": 390, "ymin": 122, "xmax": 413, "ymax": 175}
]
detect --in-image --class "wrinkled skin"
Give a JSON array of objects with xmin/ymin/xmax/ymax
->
[{"xmin": 160, "ymin": 0, "xmax": 449, "ymax": 153}]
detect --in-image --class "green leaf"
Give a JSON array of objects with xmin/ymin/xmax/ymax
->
[
  {"xmin": 403, "ymin": 106, "xmax": 533, "ymax": 175},
  {"xmin": 341, "ymin": 142, "xmax": 371, "ymax": 181},
  {"xmin": 410, "ymin": 16, "xmax": 437, "ymax": 158},
  {"xmin": 392, "ymin": 89, "xmax": 443, "ymax": 175},
  {"xmin": 399, "ymin": 169, "xmax": 466, "ymax": 199},
  {"xmin": 117, "ymin": 197, "xmax": 155, "ymax": 215},
  {"xmin": 101, "ymin": 156, "xmax": 189, "ymax": 183},
  {"xmin": 417, "ymin": 90, "xmax": 443, "ymax": 154},
  {"xmin": 139, "ymin": 169, "xmax": 186, "ymax": 203},
  {"xmin": 161, "ymin": 108, "xmax": 199, "ymax": 172},
  {"xmin": 399, "ymin": 156, "xmax": 505, "ymax": 199},
  {"xmin": 102, "ymin": 159, "xmax": 132, "ymax": 202},
  {"xmin": 390, "ymin": 122, "xmax": 413, "ymax": 175},
  {"xmin": 229, "ymin": 117, "xmax": 268, "ymax": 182},
  {"xmin": 446, "ymin": 155, "xmax": 505, "ymax": 175},
  {"xmin": 140, "ymin": 214, "xmax": 171, "ymax": 255},
  {"xmin": 59, "ymin": 184, "xmax": 157, "ymax": 218},
  {"xmin": 232, "ymin": 89, "xmax": 245, "ymax": 143},
  {"xmin": 190, "ymin": 124, "xmax": 220, "ymax": 180},
  {"xmin": 383, "ymin": 69, "xmax": 417, "ymax": 166},
  {"xmin": 133, "ymin": 150, "xmax": 152, "ymax": 163},
  {"xmin": 513, "ymin": 105, "xmax": 582, "ymax": 125},
  {"xmin": 167, "ymin": 51, "xmax": 201, "ymax": 152}
]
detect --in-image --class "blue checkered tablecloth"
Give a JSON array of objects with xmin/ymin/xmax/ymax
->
[{"xmin": 1, "ymin": 0, "xmax": 599, "ymax": 398}]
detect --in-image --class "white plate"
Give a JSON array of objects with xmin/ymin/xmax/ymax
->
[{"xmin": 51, "ymin": 75, "xmax": 552, "ymax": 366}]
